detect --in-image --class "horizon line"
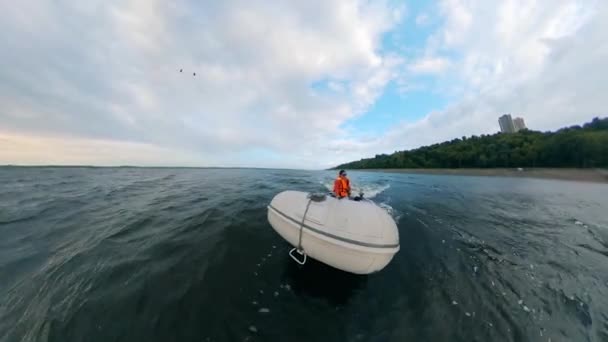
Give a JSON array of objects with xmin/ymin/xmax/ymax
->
[{"xmin": 0, "ymin": 164, "xmax": 323, "ymax": 171}]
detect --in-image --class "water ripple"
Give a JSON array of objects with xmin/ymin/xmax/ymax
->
[{"xmin": 0, "ymin": 167, "xmax": 607, "ymax": 342}]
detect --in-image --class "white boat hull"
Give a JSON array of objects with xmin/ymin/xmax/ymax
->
[{"xmin": 267, "ymin": 191, "xmax": 399, "ymax": 274}]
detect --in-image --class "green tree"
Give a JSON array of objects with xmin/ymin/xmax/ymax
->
[{"xmin": 335, "ymin": 117, "xmax": 608, "ymax": 170}]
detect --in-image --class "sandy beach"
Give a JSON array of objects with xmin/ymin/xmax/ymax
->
[{"xmin": 360, "ymin": 168, "xmax": 608, "ymax": 184}]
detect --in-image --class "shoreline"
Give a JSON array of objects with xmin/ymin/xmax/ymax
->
[{"xmin": 357, "ymin": 168, "xmax": 608, "ymax": 184}]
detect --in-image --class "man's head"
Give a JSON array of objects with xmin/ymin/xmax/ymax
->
[{"xmin": 339, "ymin": 169, "xmax": 347, "ymax": 177}]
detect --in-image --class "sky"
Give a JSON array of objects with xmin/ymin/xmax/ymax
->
[{"xmin": 1, "ymin": 0, "xmax": 606, "ymax": 169}]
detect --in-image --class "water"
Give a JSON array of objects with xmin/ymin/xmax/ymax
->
[{"xmin": 1, "ymin": 167, "xmax": 607, "ymax": 342}]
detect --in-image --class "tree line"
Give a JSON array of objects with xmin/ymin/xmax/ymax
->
[{"xmin": 335, "ymin": 117, "xmax": 608, "ymax": 169}]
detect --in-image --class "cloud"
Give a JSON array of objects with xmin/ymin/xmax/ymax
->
[
  {"xmin": 0, "ymin": 131, "xmax": 205, "ymax": 167},
  {"xmin": 439, "ymin": 0, "xmax": 473, "ymax": 47},
  {"xmin": 415, "ymin": 13, "xmax": 429, "ymax": 27},
  {"xmin": 328, "ymin": 0, "xmax": 607, "ymax": 166},
  {"xmin": 408, "ymin": 57, "xmax": 451, "ymax": 74},
  {"xmin": 0, "ymin": 0, "xmax": 403, "ymax": 168},
  {"xmin": 436, "ymin": 0, "xmax": 596, "ymax": 91},
  {"xmin": 1, "ymin": 0, "xmax": 605, "ymax": 169}
]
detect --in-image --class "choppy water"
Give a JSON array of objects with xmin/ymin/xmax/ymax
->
[{"xmin": 1, "ymin": 167, "xmax": 607, "ymax": 342}]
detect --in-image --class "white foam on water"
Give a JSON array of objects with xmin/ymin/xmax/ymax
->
[
  {"xmin": 416, "ymin": 218, "xmax": 429, "ymax": 228},
  {"xmin": 320, "ymin": 180, "xmax": 390, "ymax": 199},
  {"xmin": 353, "ymin": 184, "xmax": 390, "ymax": 199},
  {"xmin": 320, "ymin": 179, "xmax": 400, "ymax": 221},
  {"xmin": 379, "ymin": 202, "xmax": 403, "ymax": 222},
  {"xmin": 321, "ymin": 180, "xmax": 334, "ymax": 193}
]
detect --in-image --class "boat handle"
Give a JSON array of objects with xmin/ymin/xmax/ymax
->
[{"xmin": 289, "ymin": 248, "xmax": 307, "ymax": 265}]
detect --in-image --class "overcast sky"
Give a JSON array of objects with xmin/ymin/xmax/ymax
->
[{"xmin": 1, "ymin": 0, "xmax": 606, "ymax": 168}]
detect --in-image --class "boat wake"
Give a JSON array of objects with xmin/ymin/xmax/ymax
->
[
  {"xmin": 320, "ymin": 179, "xmax": 401, "ymax": 220},
  {"xmin": 352, "ymin": 183, "xmax": 390, "ymax": 199},
  {"xmin": 320, "ymin": 181, "xmax": 390, "ymax": 200},
  {"xmin": 379, "ymin": 202, "xmax": 402, "ymax": 222}
]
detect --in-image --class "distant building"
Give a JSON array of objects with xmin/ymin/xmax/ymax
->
[
  {"xmin": 498, "ymin": 114, "xmax": 516, "ymax": 133},
  {"xmin": 513, "ymin": 117, "xmax": 526, "ymax": 132}
]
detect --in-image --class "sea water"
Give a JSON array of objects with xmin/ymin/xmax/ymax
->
[{"xmin": 1, "ymin": 167, "xmax": 607, "ymax": 341}]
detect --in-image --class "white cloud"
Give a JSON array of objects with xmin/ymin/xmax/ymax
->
[
  {"xmin": 0, "ymin": 0, "xmax": 403, "ymax": 168},
  {"xmin": 1, "ymin": 0, "xmax": 605, "ymax": 169},
  {"xmin": 439, "ymin": 0, "xmax": 473, "ymax": 47},
  {"xmin": 415, "ymin": 13, "xmax": 429, "ymax": 27},
  {"xmin": 328, "ymin": 0, "xmax": 607, "ymax": 166},
  {"xmin": 408, "ymin": 57, "xmax": 451, "ymax": 74},
  {"xmin": 438, "ymin": 0, "xmax": 596, "ymax": 92},
  {"xmin": 0, "ymin": 131, "xmax": 205, "ymax": 167}
]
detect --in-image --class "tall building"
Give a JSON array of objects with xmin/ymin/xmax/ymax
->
[
  {"xmin": 513, "ymin": 117, "xmax": 526, "ymax": 132},
  {"xmin": 498, "ymin": 114, "xmax": 516, "ymax": 133}
]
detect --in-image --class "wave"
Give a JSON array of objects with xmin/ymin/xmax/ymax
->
[
  {"xmin": 352, "ymin": 184, "xmax": 390, "ymax": 199},
  {"xmin": 378, "ymin": 202, "xmax": 402, "ymax": 222}
]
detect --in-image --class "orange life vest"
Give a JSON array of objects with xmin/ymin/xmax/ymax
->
[{"xmin": 333, "ymin": 176, "xmax": 350, "ymax": 198}]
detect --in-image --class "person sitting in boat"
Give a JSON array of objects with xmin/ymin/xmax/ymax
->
[{"xmin": 333, "ymin": 170, "xmax": 351, "ymax": 199}]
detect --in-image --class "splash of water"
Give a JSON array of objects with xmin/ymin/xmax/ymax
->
[
  {"xmin": 352, "ymin": 184, "xmax": 390, "ymax": 199},
  {"xmin": 320, "ymin": 181, "xmax": 390, "ymax": 199},
  {"xmin": 320, "ymin": 179, "xmax": 398, "ymax": 220},
  {"xmin": 378, "ymin": 202, "xmax": 402, "ymax": 222}
]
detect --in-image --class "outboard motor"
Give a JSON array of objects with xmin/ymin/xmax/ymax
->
[{"xmin": 354, "ymin": 191, "xmax": 364, "ymax": 201}]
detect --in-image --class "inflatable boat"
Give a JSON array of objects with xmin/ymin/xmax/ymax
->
[{"xmin": 267, "ymin": 191, "xmax": 399, "ymax": 274}]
